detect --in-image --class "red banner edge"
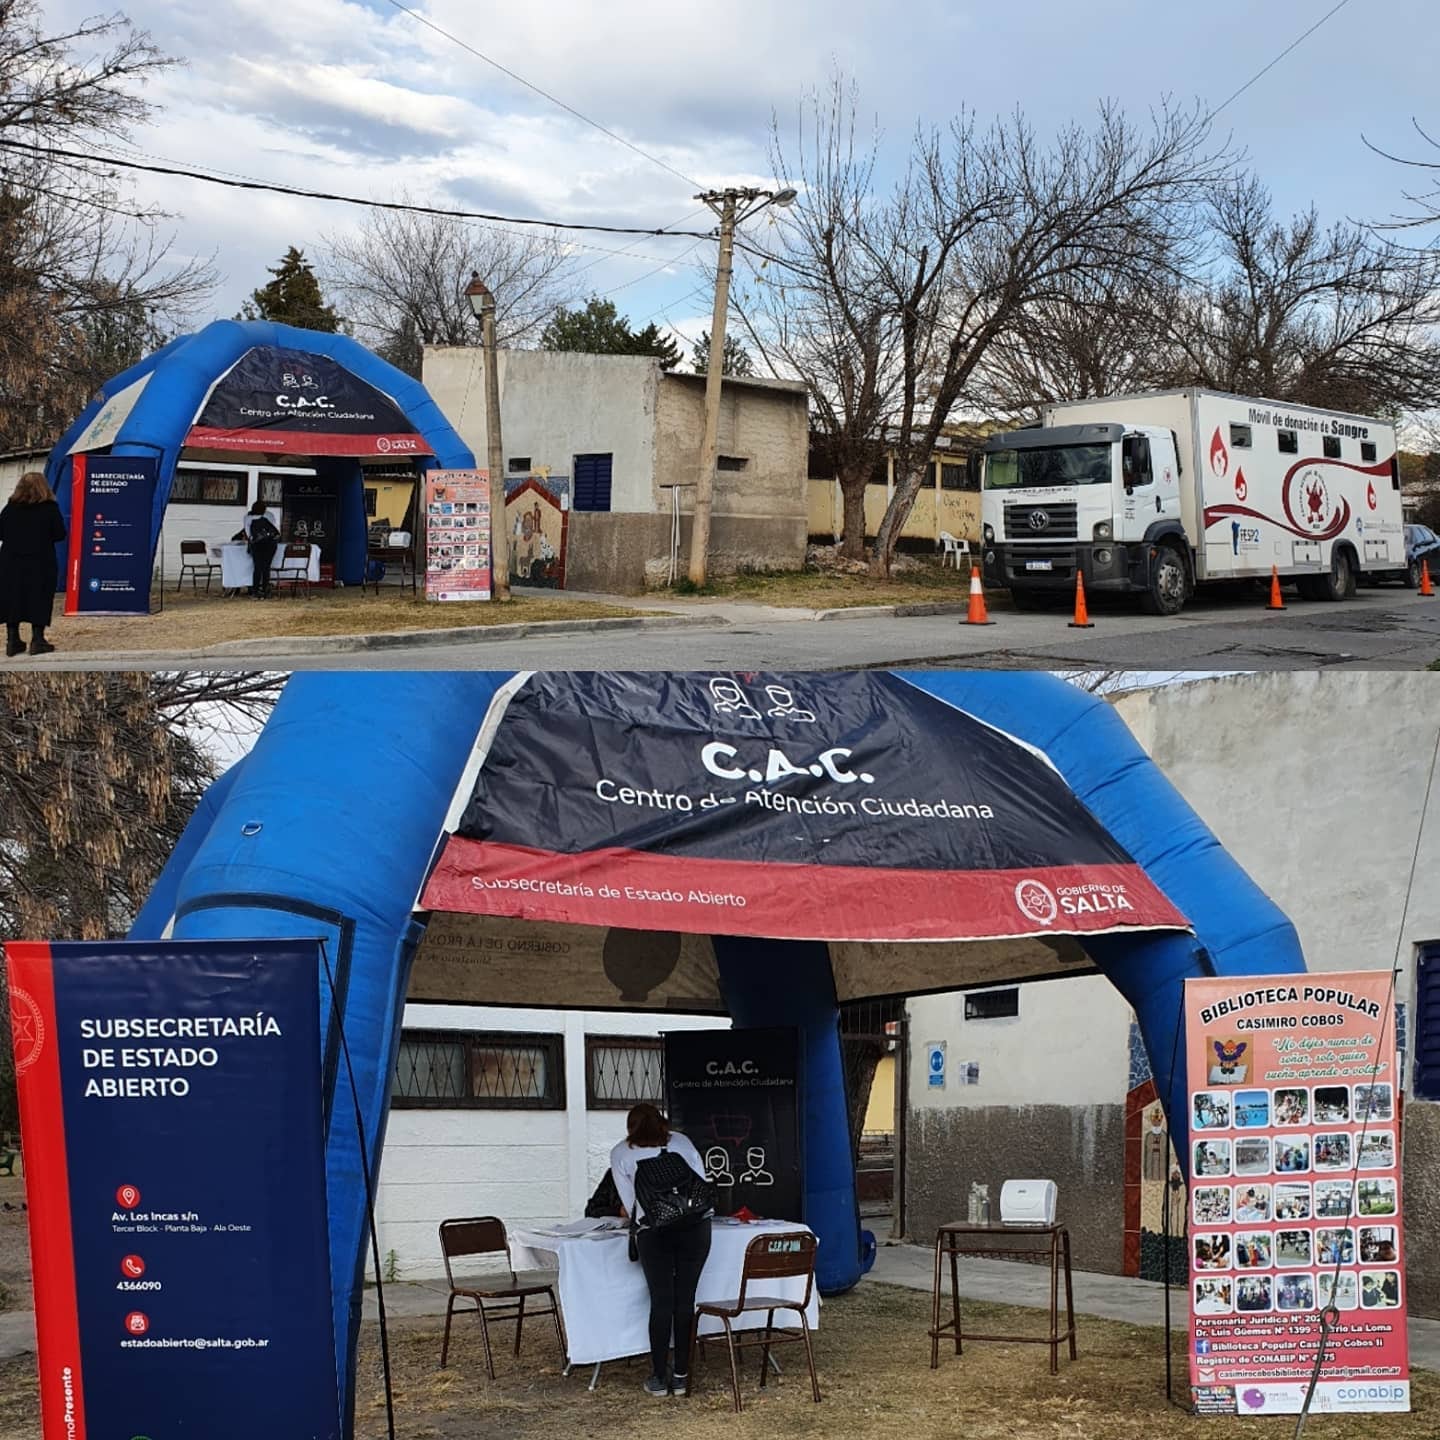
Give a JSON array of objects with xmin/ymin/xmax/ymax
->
[
  {"xmin": 63, "ymin": 456, "xmax": 84, "ymax": 616},
  {"xmin": 6, "ymin": 942, "xmax": 86, "ymax": 1440}
]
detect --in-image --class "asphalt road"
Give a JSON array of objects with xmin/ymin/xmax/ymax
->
[{"xmin": 34, "ymin": 585, "xmax": 1440, "ymax": 673}]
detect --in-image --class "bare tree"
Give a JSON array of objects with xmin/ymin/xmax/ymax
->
[
  {"xmin": 733, "ymin": 78, "xmax": 905, "ymax": 559},
  {"xmin": 323, "ymin": 206, "xmax": 582, "ymax": 375},
  {"xmin": 1157, "ymin": 176, "xmax": 1440, "ymax": 415},
  {"xmin": 868, "ymin": 101, "xmax": 1223, "ymax": 576},
  {"xmin": 0, "ymin": 672, "xmax": 282, "ymax": 1134},
  {"xmin": 966, "ymin": 265, "xmax": 1181, "ymax": 424},
  {"xmin": 0, "ymin": 0, "xmax": 216, "ymax": 448}
]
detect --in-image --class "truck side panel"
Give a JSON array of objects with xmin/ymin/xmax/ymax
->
[{"xmin": 1192, "ymin": 393, "xmax": 1401, "ymax": 581}]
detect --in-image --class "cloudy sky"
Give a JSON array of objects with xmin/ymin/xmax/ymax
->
[{"xmin": 47, "ymin": 0, "xmax": 1439, "ymax": 352}]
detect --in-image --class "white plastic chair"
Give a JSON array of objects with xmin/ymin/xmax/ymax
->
[{"xmin": 939, "ymin": 532, "xmax": 962, "ymax": 568}]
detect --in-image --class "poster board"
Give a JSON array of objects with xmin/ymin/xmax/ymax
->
[
  {"xmin": 64, "ymin": 454, "xmax": 157, "ymax": 615},
  {"xmin": 424, "ymin": 469, "xmax": 491, "ymax": 601},
  {"xmin": 665, "ymin": 1027, "xmax": 802, "ymax": 1222},
  {"xmin": 1184, "ymin": 972, "xmax": 1408, "ymax": 1416},
  {"xmin": 5, "ymin": 939, "xmax": 340, "ymax": 1438}
]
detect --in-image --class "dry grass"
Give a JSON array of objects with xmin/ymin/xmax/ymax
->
[
  {"xmin": 674, "ymin": 560, "xmax": 975, "ymax": 610},
  {"xmin": 335, "ymin": 1282, "xmax": 1427, "ymax": 1440},
  {"xmin": 39, "ymin": 586, "xmax": 651, "ymax": 656},
  {"xmin": 0, "ymin": 1279, "xmax": 1428, "ymax": 1438},
  {"xmin": 0, "ymin": 1179, "xmax": 29, "ymax": 1315}
]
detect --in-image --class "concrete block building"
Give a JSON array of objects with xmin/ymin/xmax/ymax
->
[{"xmin": 422, "ymin": 349, "xmax": 809, "ymax": 594}]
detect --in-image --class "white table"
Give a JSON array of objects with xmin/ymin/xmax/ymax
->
[
  {"xmin": 209, "ymin": 541, "xmax": 320, "ymax": 591},
  {"xmin": 509, "ymin": 1218, "xmax": 820, "ymax": 1380}
]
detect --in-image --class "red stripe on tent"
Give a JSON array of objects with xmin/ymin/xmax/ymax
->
[
  {"xmin": 63, "ymin": 455, "xmax": 85, "ymax": 616},
  {"xmin": 421, "ymin": 838, "xmax": 1188, "ymax": 941},
  {"xmin": 184, "ymin": 427, "xmax": 432, "ymax": 458},
  {"xmin": 6, "ymin": 943, "xmax": 86, "ymax": 1440}
]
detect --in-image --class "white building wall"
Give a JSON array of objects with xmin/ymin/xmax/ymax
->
[
  {"xmin": 374, "ymin": 1003, "xmax": 726, "ymax": 1282},
  {"xmin": 422, "ymin": 349, "xmax": 660, "ymax": 513},
  {"xmin": 909, "ymin": 670, "xmax": 1440, "ymax": 1119}
]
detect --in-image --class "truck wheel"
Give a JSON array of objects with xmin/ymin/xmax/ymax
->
[
  {"xmin": 1141, "ymin": 544, "xmax": 1187, "ymax": 616},
  {"xmin": 1317, "ymin": 548, "xmax": 1356, "ymax": 601}
]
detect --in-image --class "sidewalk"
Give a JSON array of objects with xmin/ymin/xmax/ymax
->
[{"xmin": 356, "ymin": 1242, "xmax": 1440, "ymax": 1371}]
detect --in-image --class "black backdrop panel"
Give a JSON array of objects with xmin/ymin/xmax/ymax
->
[{"xmin": 665, "ymin": 1027, "xmax": 802, "ymax": 1222}]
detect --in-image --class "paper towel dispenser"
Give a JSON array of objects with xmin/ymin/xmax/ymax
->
[{"xmin": 1000, "ymin": 1179, "xmax": 1057, "ymax": 1226}]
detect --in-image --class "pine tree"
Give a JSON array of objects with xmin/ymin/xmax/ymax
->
[
  {"xmin": 691, "ymin": 329, "xmax": 754, "ymax": 378},
  {"xmin": 540, "ymin": 297, "xmax": 681, "ymax": 369},
  {"xmin": 241, "ymin": 246, "xmax": 341, "ymax": 331}
]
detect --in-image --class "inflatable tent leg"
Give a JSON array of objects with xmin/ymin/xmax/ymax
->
[
  {"xmin": 714, "ymin": 937, "xmax": 866, "ymax": 1294},
  {"xmin": 151, "ymin": 671, "xmax": 509, "ymax": 1428}
]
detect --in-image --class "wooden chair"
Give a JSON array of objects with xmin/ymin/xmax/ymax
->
[
  {"xmin": 177, "ymin": 540, "xmax": 220, "ymax": 592},
  {"xmin": 688, "ymin": 1231, "xmax": 820, "ymax": 1412},
  {"xmin": 438, "ymin": 1217, "xmax": 566, "ymax": 1379},
  {"xmin": 273, "ymin": 543, "xmax": 313, "ymax": 599}
]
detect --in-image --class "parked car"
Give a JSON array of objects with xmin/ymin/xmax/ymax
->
[{"xmin": 1368, "ymin": 523, "xmax": 1440, "ymax": 587}]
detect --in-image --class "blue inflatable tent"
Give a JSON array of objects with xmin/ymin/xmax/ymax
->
[
  {"xmin": 45, "ymin": 320, "xmax": 474, "ymax": 587},
  {"xmin": 128, "ymin": 670, "xmax": 1304, "ymax": 1426}
]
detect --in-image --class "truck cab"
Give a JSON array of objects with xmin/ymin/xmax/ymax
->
[{"xmin": 980, "ymin": 422, "xmax": 1189, "ymax": 614}]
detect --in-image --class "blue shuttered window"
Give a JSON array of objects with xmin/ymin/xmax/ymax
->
[{"xmin": 573, "ymin": 453, "xmax": 613, "ymax": 512}]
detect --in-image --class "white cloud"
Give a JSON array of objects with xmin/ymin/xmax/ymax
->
[{"xmin": 34, "ymin": 0, "xmax": 1440, "ymax": 343}]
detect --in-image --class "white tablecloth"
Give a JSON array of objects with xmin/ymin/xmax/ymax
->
[
  {"xmin": 509, "ymin": 1218, "xmax": 820, "ymax": 1366},
  {"xmin": 209, "ymin": 542, "xmax": 320, "ymax": 590}
]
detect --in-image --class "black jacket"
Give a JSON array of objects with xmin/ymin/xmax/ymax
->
[{"xmin": 0, "ymin": 499, "xmax": 66, "ymax": 627}]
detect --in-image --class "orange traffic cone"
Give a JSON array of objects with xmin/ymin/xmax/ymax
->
[
  {"xmin": 1266, "ymin": 565, "xmax": 1286, "ymax": 611},
  {"xmin": 1067, "ymin": 571, "xmax": 1093, "ymax": 628},
  {"xmin": 964, "ymin": 562, "xmax": 994, "ymax": 625},
  {"xmin": 1421, "ymin": 559, "xmax": 1435, "ymax": 597}
]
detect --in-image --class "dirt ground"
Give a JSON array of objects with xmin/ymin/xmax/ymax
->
[
  {"xmin": 38, "ymin": 586, "xmax": 649, "ymax": 656},
  {"xmin": 0, "ymin": 1276, "xmax": 1429, "ymax": 1438}
]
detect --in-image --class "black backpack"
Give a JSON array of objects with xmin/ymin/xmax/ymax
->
[
  {"xmin": 633, "ymin": 1147, "xmax": 715, "ymax": 1231},
  {"xmin": 585, "ymin": 1169, "xmax": 622, "ymax": 1218}
]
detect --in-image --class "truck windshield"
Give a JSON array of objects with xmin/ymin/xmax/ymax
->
[{"xmin": 985, "ymin": 444, "xmax": 1113, "ymax": 489}]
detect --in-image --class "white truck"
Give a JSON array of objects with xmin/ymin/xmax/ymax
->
[{"xmin": 979, "ymin": 389, "xmax": 1403, "ymax": 615}]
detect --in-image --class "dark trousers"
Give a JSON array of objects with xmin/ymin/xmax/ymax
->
[
  {"xmin": 251, "ymin": 540, "xmax": 277, "ymax": 596},
  {"xmin": 635, "ymin": 1220, "xmax": 712, "ymax": 1377}
]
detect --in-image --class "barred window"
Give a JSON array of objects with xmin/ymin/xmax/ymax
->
[
  {"xmin": 171, "ymin": 469, "xmax": 245, "ymax": 506},
  {"xmin": 392, "ymin": 1030, "xmax": 564, "ymax": 1109},
  {"xmin": 586, "ymin": 1036, "xmax": 664, "ymax": 1109}
]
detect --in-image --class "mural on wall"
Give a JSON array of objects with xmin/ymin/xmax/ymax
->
[
  {"xmin": 1125, "ymin": 1016, "xmax": 1187, "ymax": 1283},
  {"xmin": 504, "ymin": 473, "xmax": 569, "ymax": 589}
]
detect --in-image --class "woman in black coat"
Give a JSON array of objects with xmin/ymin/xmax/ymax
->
[{"xmin": 0, "ymin": 471, "xmax": 67, "ymax": 656}]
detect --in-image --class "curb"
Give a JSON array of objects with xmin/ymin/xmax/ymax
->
[
  {"xmin": 30, "ymin": 612, "xmax": 724, "ymax": 665},
  {"xmin": 812, "ymin": 601, "xmax": 976, "ymax": 622}
]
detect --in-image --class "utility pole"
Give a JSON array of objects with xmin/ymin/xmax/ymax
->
[
  {"xmin": 687, "ymin": 185, "xmax": 796, "ymax": 588},
  {"xmin": 466, "ymin": 271, "xmax": 511, "ymax": 602}
]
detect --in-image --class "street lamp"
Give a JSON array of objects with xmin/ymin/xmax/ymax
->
[
  {"xmin": 465, "ymin": 270, "xmax": 510, "ymax": 601},
  {"xmin": 687, "ymin": 186, "xmax": 796, "ymax": 588}
]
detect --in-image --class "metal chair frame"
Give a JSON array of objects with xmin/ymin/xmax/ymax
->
[
  {"xmin": 177, "ymin": 540, "xmax": 219, "ymax": 592},
  {"xmin": 438, "ymin": 1216, "xmax": 566, "ymax": 1379},
  {"xmin": 687, "ymin": 1230, "xmax": 821, "ymax": 1412}
]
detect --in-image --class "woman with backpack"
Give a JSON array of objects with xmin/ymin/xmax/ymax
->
[
  {"xmin": 243, "ymin": 501, "xmax": 280, "ymax": 598},
  {"xmin": 610, "ymin": 1103, "xmax": 714, "ymax": 1398}
]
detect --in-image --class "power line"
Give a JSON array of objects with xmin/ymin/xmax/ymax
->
[
  {"xmin": 1205, "ymin": 0, "xmax": 1355, "ymax": 122},
  {"xmin": 0, "ymin": 136, "xmax": 713, "ymax": 240},
  {"xmin": 380, "ymin": 0, "xmax": 700, "ymax": 189}
]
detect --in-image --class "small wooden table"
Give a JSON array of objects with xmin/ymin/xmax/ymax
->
[{"xmin": 929, "ymin": 1222, "xmax": 1076, "ymax": 1375}]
